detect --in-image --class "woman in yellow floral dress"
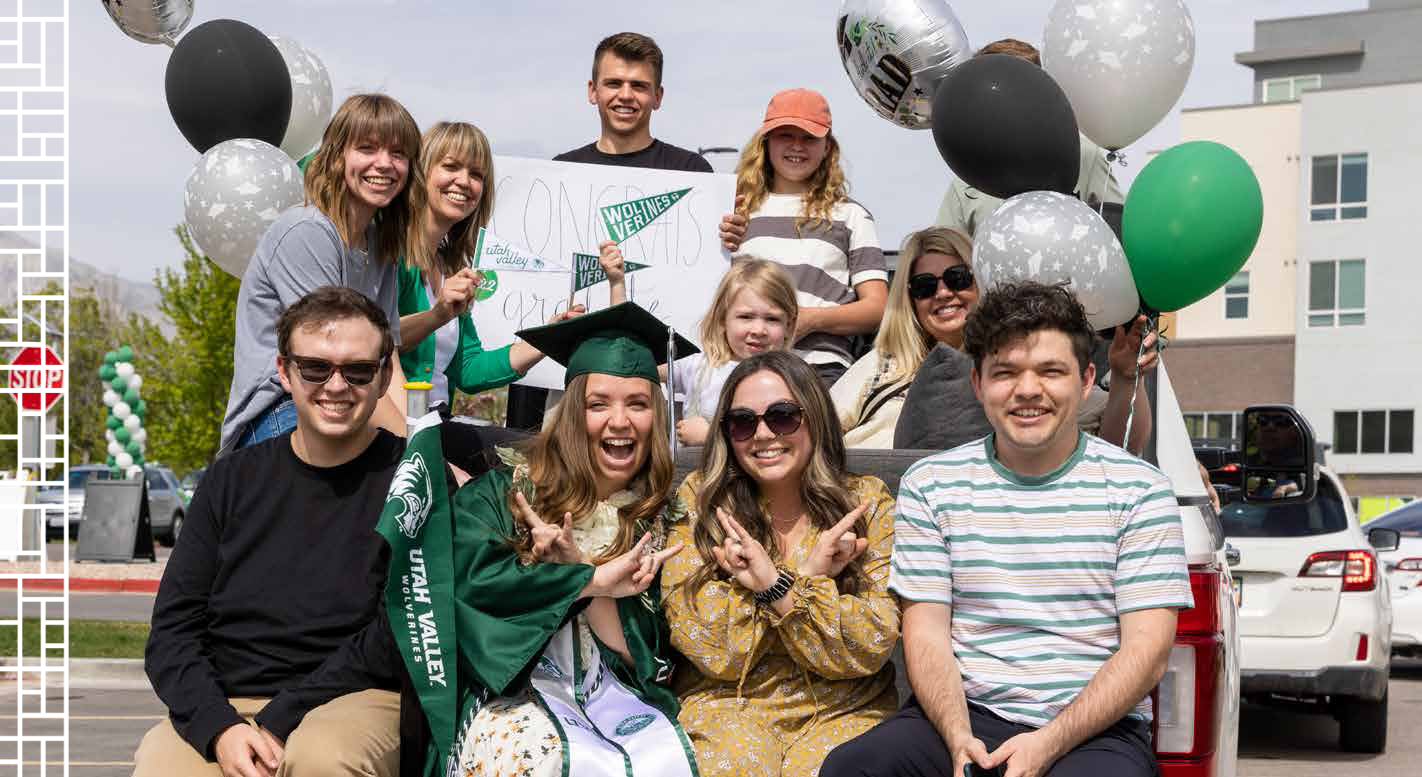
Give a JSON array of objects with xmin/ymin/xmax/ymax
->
[{"xmin": 661, "ymin": 350, "xmax": 900, "ymax": 777}]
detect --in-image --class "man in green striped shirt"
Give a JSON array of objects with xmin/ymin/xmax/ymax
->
[{"xmin": 823, "ymin": 283, "xmax": 1192, "ymax": 777}]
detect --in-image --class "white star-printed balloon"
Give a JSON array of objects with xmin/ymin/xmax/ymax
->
[
  {"xmin": 972, "ymin": 191, "xmax": 1137, "ymax": 330},
  {"xmin": 1042, "ymin": 0, "xmax": 1195, "ymax": 150},
  {"xmin": 184, "ymin": 138, "xmax": 304, "ymax": 277},
  {"xmin": 269, "ymin": 36, "xmax": 334, "ymax": 159}
]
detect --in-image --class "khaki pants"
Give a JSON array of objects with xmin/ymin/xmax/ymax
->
[{"xmin": 133, "ymin": 689, "xmax": 400, "ymax": 777}]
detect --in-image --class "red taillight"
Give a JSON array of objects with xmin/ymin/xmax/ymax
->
[
  {"xmin": 1298, "ymin": 550, "xmax": 1377, "ymax": 591},
  {"xmin": 1219, "ymin": 463, "xmax": 1239, "ymax": 473},
  {"xmin": 1356, "ymin": 634, "xmax": 1369, "ymax": 661},
  {"xmin": 1156, "ymin": 564, "xmax": 1223, "ymax": 772}
]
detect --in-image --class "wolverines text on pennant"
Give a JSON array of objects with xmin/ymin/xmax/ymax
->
[{"xmin": 599, "ymin": 187, "xmax": 692, "ymax": 244}]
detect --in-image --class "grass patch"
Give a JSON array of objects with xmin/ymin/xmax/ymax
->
[{"xmin": 0, "ymin": 619, "xmax": 148, "ymax": 659}]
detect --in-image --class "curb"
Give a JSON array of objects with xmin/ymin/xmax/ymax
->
[
  {"xmin": 0, "ymin": 578, "xmax": 159, "ymax": 594},
  {"xmin": 1, "ymin": 657, "xmax": 151, "ymax": 690}
]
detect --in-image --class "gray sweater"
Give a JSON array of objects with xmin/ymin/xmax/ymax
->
[{"xmin": 219, "ymin": 206, "xmax": 400, "ymax": 455}]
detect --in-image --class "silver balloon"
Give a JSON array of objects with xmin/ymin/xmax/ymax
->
[
  {"xmin": 184, "ymin": 138, "xmax": 304, "ymax": 278},
  {"xmin": 1042, "ymin": 0, "xmax": 1196, "ymax": 151},
  {"xmin": 269, "ymin": 37, "xmax": 334, "ymax": 160},
  {"xmin": 101, "ymin": 0, "xmax": 194, "ymax": 46},
  {"xmin": 972, "ymin": 191, "xmax": 1137, "ymax": 330},
  {"xmin": 836, "ymin": 0, "xmax": 971, "ymax": 130}
]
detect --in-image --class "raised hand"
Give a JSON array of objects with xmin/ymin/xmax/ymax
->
[
  {"xmin": 719, "ymin": 194, "xmax": 748, "ymax": 252},
  {"xmin": 1108, "ymin": 314, "xmax": 1160, "ymax": 383},
  {"xmin": 598, "ymin": 240, "xmax": 626, "ymax": 284},
  {"xmin": 708, "ymin": 508, "xmax": 779, "ymax": 593},
  {"xmin": 514, "ymin": 491, "xmax": 583, "ymax": 565},
  {"xmin": 799, "ymin": 503, "xmax": 870, "ymax": 579},
  {"xmin": 589, "ymin": 532, "xmax": 685, "ymax": 598},
  {"xmin": 434, "ymin": 268, "xmax": 478, "ymax": 321},
  {"xmin": 675, "ymin": 416, "xmax": 710, "ymax": 446},
  {"xmin": 546, "ymin": 303, "xmax": 586, "ymax": 325}
]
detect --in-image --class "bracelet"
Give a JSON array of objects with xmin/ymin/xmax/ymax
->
[{"xmin": 753, "ymin": 568, "xmax": 797, "ymax": 607}]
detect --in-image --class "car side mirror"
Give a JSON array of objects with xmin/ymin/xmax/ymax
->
[
  {"xmin": 1368, "ymin": 527, "xmax": 1401, "ymax": 553},
  {"xmin": 1241, "ymin": 405, "xmax": 1317, "ymax": 505}
]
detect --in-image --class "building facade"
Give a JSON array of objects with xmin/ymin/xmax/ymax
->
[{"xmin": 1172, "ymin": 0, "xmax": 1422, "ymax": 517}]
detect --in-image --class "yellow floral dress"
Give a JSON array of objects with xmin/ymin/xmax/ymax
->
[{"xmin": 660, "ymin": 472, "xmax": 900, "ymax": 777}]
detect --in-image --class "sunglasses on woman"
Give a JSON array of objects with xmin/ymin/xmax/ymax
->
[
  {"xmin": 721, "ymin": 401, "xmax": 804, "ymax": 442},
  {"xmin": 907, "ymin": 265, "xmax": 974, "ymax": 300},
  {"xmin": 283, "ymin": 355, "xmax": 386, "ymax": 386}
]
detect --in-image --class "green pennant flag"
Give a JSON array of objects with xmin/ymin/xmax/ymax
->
[
  {"xmin": 599, "ymin": 187, "xmax": 692, "ymax": 244},
  {"xmin": 377, "ymin": 413, "xmax": 458, "ymax": 764},
  {"xmin": 570, "ymin": 252, "xmax": 650, "ymax": 294},
  {"xmin": 473, "ymin": 227, "xmax": 566, "ymax": 272}
]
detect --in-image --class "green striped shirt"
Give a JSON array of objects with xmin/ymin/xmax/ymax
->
[{"xmin": 890, "ymin": 433, "xmax": 1193, "ymax": 726}]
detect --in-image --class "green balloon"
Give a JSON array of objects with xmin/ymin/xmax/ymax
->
[
  {"xmin": 106, "ymin": 455, "xmax": 116, "ymax": 467},
  {"xmin": 105, "ymin": 416, "xmax": 121, "ymax": 430},
  {"xmin": 115, "ymin": 427, "xmax": 131, "ymax": 444},
  {"xmin": 1122, "ymin": 141, "xmax": 1263, "ymax": 313},
  {"xmin": 124, "ymin": 387, "xmax": 141, "ymax": 404},
  {"xmin": 135, "ymin": 400, "xmax": 147, "ymax": 417},
  {"xmin": 125, "ymin": 441, "xmax": 142, "ymax": 457},
  {"xmin": 98, "ymin": 364, "xmax": 116, "ymax": 380},
  {"xmin": 117, "ymin": 345, "xmax": 134, "ymax": 361},
  {"xmin": 103, "ymin": 351, "xmax": 119, "ymax": 365}
]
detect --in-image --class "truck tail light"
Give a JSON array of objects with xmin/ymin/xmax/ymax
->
[
  {"xmin": 1157, "ymin": 564, "xmax": 1224, "ymax": 777},
  {"xmin": 1298, "ymin": 550, "xmax": 1377, "ymax": 591}
]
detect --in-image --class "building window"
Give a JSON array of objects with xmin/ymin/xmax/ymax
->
[
  {"xmin": 1311, "ymin": 153, "xmax": 1367, "ymax": 221},
  {"xmin": 1308, "ymin": 259, "xmax": 1365, "ymax": 327},
  {"xmin": 1262, "ymin": 74, "xmax": 1321, "ymax": 103},
  {"xmin": 1334, "ymin": 410, "xmax": 1414, "ymax": 454},
  {"xmin": 1184, "ymin": 412, "xmax": 1240, "ymax": 442},
  {"xmin": 1224, "ymin": 271, "xmax": 1249, "ymax": 319}
]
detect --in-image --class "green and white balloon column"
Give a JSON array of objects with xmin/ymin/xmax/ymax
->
[{"xmin": 98, "ymin": 345, "xmax": 148, "ymax": 479}]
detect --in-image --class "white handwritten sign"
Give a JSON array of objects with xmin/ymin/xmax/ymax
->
[{"xmin": 473, "ymin": 156, "xmax": 736, "ymax": 389}]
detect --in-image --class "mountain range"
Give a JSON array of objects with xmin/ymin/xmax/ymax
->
[{"xmin": 0, "ymin": 232, "xmax": 167, "ymax": 332}]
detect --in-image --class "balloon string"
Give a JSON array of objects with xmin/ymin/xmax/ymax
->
[
  {"xmin": 1120, "ymin": 313, "xmax": 1158, "ymax": 454},
  {"xmin": 1105, "ymin": 150, "xmax": 1130, "ymax": 168}
]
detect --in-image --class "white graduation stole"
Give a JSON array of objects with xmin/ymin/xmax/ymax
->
[{"xmin": 527, "ymin": 618, "xmax": 698, "ymax": 777}]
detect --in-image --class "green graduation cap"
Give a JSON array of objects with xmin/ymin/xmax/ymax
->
[{"xmin": 516, "ymin": 302, "xmax": 698, "ymax": 386}]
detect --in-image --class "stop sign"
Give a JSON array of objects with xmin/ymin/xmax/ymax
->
[{"xmin": 7, "ymin": 346, "xmax": 63, "ymax": 412}]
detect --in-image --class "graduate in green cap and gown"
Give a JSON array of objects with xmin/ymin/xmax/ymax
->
[{"xmin": 392, "ymin": 302, "xmax": 702, "ymax": 777}]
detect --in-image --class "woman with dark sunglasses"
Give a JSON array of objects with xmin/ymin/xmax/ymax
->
[
  {"xmin": 829, "ymin": 227, "xmax": 978, "ymax": 448},
  {"xmin": 660, "ymin": 350, "xmax": 899, "ymax": 777}
]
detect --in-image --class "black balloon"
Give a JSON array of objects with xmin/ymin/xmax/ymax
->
[
  {"xmin": 165, "ymin": 19, "xmax": 292, "ymax": 154},
  {"xmin": 930, "ymin": 54, "xmax": 1080, "ymax": 200}
]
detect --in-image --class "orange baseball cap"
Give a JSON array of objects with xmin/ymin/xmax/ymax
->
[{"xmin": 759, "ymin": 88, "xmax": 832, "ymax": 138}]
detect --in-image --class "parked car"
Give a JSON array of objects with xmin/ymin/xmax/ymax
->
[
  {"xmin": 145, "ymin": 466, "xmax": 186, "ymax": 547},
  {"xmin": 39, "ymin": 465, "xmax": 108, "ymax": 540},
  {"xmin": 1215, "ymin": 461, "xmax": 1397, "ymax": 753},
  {"xmin": 1366, "ymin": 502, "xmax": 1422, "ymax": 657}
]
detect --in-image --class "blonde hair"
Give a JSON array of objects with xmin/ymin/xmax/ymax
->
[
  {"xmin": 682, "ymin": 352, "xmax": 868, "ymax": 602},
  {"xmin": 302, "ymin": 94, "xmax": 426, "ymax": 264},
  {"xmin": 410, "ymin": 121, "xmax": 497, "ymax": 282},
  {"xmin": 734, "ymin": 129, "xmax": 848, "ymax": 233},
  {"xmin": 875, "ymin": 227, "xmax": 976, "ymax": 382},
  {"xmin": 697, "ymin": 259, "xmax": 799, "ymax": 367},
  {"xmin": 511, "ymin": 373, "xmax": 674, "ymax": 565}
]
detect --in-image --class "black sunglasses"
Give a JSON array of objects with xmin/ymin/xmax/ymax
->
[
  {"xmin": 283, "ymin": 355, "xmax": 386, "ymax": 387},
  {"xmin": 907, "ymin": 265, "xmax": 974, "ymax": 300},
  {"xmin": 721, "ymin": 401, "xmax": 804, "ymax": 442}
]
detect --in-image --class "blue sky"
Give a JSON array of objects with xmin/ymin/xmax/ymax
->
[{"xmin": 71, "ymin": 0, "xmax": 1365, "ymax": 283}]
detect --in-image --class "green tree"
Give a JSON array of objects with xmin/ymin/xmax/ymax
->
[
  {"xmin": 129, "ymin": 226, "xmax": 240, "ymax": 472},
  {"xmin": 68, "ymin": 287, "xmax": 124, "ymax": 465}
]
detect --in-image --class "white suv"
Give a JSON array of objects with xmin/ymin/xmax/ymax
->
[{"xmin": 1219, "ymin": 465, "xmax": 1395, "ymax": 753}]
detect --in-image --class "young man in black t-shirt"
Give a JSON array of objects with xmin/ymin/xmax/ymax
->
[
  {"xmin": 136, "ymin": 287, "xmax": 405, "ymax": 777},
  {"xmin": 507, "ymin": 31, "xmax": 713, "ymax": 430}
]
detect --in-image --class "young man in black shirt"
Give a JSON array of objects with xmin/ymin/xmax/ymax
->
[
  {"xmin": 506, "ymin": 31, "xmax": 714, "ymax": 430},
  {"xmin": 136, "ymin": 287, "xmax": 405, "ymax": 777}
]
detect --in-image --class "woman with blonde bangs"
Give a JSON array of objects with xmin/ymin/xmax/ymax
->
[
  {"xmin": 605, "ymin": 254, "xmax": 799, "ymax": 446},
  {"xmin": 661, "ymin": 350, "xmax": 899, "ymax": 777},
  {"xmin": 724, "ymin": 88, "xmax": 889, "ymax": 389},
  {"xmin": 221, "ymin": 93, "xmax": 424, "ymax": 453},
  {"xmin": 396, "ymin": 121, "xmax": 581, "ymax": 475},
  {"xmin": 831, "ymin": 226, "xmax": 976, "ymax": 448},
  {"xmin": 403, "ymin": 303, "xmax": 699, "ymax": 777}
]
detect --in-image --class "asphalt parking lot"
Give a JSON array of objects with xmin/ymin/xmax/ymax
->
[{"xmin": 0, "ymin": 658, "xmax": 1409, "ymax": 775}]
